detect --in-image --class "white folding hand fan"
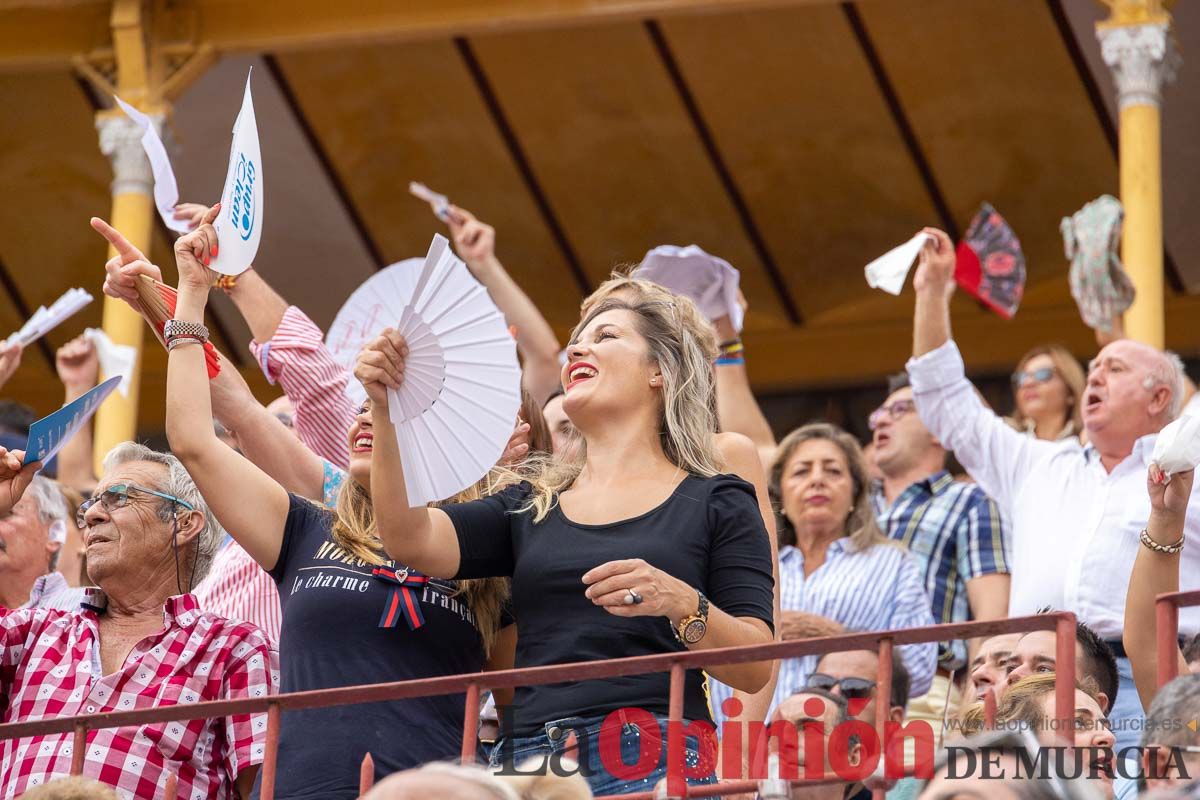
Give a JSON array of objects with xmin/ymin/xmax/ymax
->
[
  {"xmin": 327, "ymin": 257, "xmax": 425, "ymax": 407},
  {"xmin": 327, "ymin": 236, "xmax": 522, "ymax": 507}
]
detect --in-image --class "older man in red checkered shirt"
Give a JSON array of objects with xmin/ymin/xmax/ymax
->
[{"xmin": 0, "ymin": 442, "xmax": 278, "ymax": 799}]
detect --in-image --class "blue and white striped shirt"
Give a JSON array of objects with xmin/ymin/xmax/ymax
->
[{"xmin": 709, "ymin": 539, "xmax": 937, "ymax": 725}]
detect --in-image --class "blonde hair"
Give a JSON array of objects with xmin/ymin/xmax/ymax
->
[
  {"xmin": 1011, "ymin": 345, "xmax": 1085, "ymax": 433},
  {"xmin": 955, "ymin": 673, "xmax": 1103, "ymax": 739},
  {"xmin": 581, "ymin": 270, "xmax": 719, "ymax": 362},
  {"xmin": 770, "ymin": 423, "xmax": 888, "ymax": 552},
  {"xmin": 516, "ymin": 291, "xmax": 722, "ymax": 523},
  {"xmin": 330, "ymin": 470, "xmax": 511, "ymax": 655}
]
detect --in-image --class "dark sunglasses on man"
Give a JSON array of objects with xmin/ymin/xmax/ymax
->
[
  {"xmin": 1011, "ymin": 366, "xmax": 1055, "ymax": 387},
  {"xmin": 805, "ymin": 673, "xmax": 876, "ymax": 699}
]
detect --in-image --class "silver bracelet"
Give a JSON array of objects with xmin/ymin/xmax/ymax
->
[
  {"xmin": 167, "ymin": 337, "xmax": 204, "ymax": 352},
  {"xmin": 1139, "ymin": 528, "xmax": 1184, "ymax": 555}
]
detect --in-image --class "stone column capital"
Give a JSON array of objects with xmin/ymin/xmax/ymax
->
[
  {"xmin": 96, "ymin": 112, "xmax": 164, "ymax": 196},
  {"xmin": 1098, "ymin": 23, "xmax": 1180, "ymax": 110}
]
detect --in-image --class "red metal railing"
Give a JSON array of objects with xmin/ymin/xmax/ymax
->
[
  {"xmin": 0, "ymin": 614, "xmax": 1077, "ymax": 799},
  {"xmin": 1155, "ymin": 589, "xmax": 1200, "ymax": 687}
]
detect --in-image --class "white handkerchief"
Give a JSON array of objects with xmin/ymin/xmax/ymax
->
[
  {"xmin": 84, "ymin": 328, "xmax": 137, "ymax": 398},
  {"xmin": 5, "ymin": 289, "xmax": 93, "ymax": 348},
  {"xmin": 114, "ymin": 96, "xmax": 189, "ymax": 233},
  {"xmin": 1152, "ymin": 415, "xmax": 1200, "ymax": 476},
  {"xmin": 210, "ymin": 70, "xmax": 263, "ymax": 276},
  {"xmin": 865, "ymin": 233, "xmax": 932, "ymax": 295},
  {"xmin": 633, "ymin": 245, "xmax": 743, "ymax": 332}
]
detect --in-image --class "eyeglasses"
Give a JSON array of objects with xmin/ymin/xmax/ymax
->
[
  {"xmin": 805, "ymin": 673, "xmax": 877, "ymax": 699},
  {"xmin": 1011, "ymin": 367, "xmax": 1055, "ymax": 388},
  {"xmin": 868, "ymin": 399, "xmax": 915, "ymax": 431},
  {"xmin": 76, "ymin": 483, "xmax": 194, "ymax": 528}
]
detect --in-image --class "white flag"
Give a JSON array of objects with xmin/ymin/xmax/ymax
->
[
  {"xmin": 865, "ymin": 233, "xmax": 933, "ymax": 296},
  {"xmin": 84, "ymin": 328, "xmax": 138, "ymax": 398},
  {"xmin": 210, "ymin": 69, "xmax": 263, "ymax": 276},
  {"xmin": 113, "ymin": 96, "xmax": 189, "ymax": 233}
]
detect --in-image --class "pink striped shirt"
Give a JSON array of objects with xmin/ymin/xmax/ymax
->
[
  {"xmin": 248, "ymin": 306, "xmax": 355, "ymax": 469},
  {"xmin": 193, "ymin": 542, "xmax": 282, "ymax": 646}
]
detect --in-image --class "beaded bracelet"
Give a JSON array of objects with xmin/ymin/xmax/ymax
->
[
  {"xmin": 1140, "ymin": 528, "xmax": 1184, "ymax": 555},
  {"xmin": 166, "ymin": 336, "xmax": 205, "ymax": 352}
]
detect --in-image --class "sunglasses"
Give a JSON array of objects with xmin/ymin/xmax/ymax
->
[
  {"xmin": 805, "ymin": 673, "xmax": 877, "ymax": 699},
  {"xmin": 868, "ymin": 399, "xmax": 915, "ymax": 431},
  {"xmin": 77, "ymin": 483, "xmax": 195, "ymax": 528},
  {"xmin": 1011, "ymin": 367, "xmax": 1055, "ymax": 387}
]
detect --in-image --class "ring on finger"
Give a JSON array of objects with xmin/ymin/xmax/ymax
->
[{"xmin": 624, "ymin": 589, "xmax": 644, "ymax": 606}]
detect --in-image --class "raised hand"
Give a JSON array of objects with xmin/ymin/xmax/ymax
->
[
  {"xmin": 56, "ymin": 335, "xmax": 99, "ymax": 391},
  {"xmin": 173, "ymin": 203, "xmax": 221, "ymax": 293},
  {"xmin": 1148, "ymin": 463, "xmax": 1194, "ymax": 522},
  {"xmin": 912, "ymin": 227, "xmax": 957, "ymax": 302},
  {"xmin": 445, "ymin": 206, "xmax": 497, "ymax": 273},
  {"xmin": 354, "ymin": 328, "xmax": 407, "ymax": 406},
  {"xmin": 172, "ymin": 203, "xmax": 211, "ymax": 231},
  {"xmin": 0, "ymin": 447, "xmax": 40, "ymax": 517},
  {"xmin": 91, "ymin": 217, "xmax": 164, "ymax": 307},
  {"xmin": 498, "ymin": 417, "xmax": 532, "ymax": 466},
  {"xmin": 0, "ymin": 343, "xmax": 23, "ymax": 390}
]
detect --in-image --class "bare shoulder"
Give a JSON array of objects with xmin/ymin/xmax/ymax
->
[{"xmin": 713, "ymin": 431, "xmax": 760, "ymax": 473}]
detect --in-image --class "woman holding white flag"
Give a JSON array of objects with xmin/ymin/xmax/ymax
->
[
  {"xmin": 362, "ymin": 291, "xmax": 776, "ymax": 795},
  {"xmin": 97, "ymin": 209, "xmax": 510, "ymax": 800}
]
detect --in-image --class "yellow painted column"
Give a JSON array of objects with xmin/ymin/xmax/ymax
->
[
  {"xmin": 93, "ymin": 111, "xmax": 156, "ymax": 471},
  {"xmin": 1097, "ymin": 5, "xmax": 1178, "ymax": 349},
  {"xmin": 1118, "ymin": 103, "xmax": 1163, "ymax": 348}
]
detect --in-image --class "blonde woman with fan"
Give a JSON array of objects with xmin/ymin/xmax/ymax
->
[
  {"xmin": 98, "ymin": 209, "xmax": 508, "ymax": 800},
  {"xmin": 363, "ymin": 292, "xmax": 776, "ymax": 795}
]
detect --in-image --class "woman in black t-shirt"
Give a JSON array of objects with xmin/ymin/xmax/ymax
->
[
  {"xmin": 359, "ymin": 292, "xmax": 776, "ymax": 795},
  {"xmin": 158, "ymin": 216, "xmax": 513, "ymax": 799}
]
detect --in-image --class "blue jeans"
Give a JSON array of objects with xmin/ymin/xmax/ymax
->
[
  {"xmin": 489, "ymin": 712, "xmax": 718, "ymax": 796},
  {"xmin": 1109, "ymin": 656, "xmax": 1145, "ymax": 755}
]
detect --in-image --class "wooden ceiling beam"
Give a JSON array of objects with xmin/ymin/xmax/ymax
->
[{"xmin": 0, "ymin": 0, "xmax": 854, "ymax": 71}]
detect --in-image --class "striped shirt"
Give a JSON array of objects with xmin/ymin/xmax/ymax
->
[
  {"xmin": 20, "ymin": 572, "xmax": 85, "ymax": 613},
  {"xmin": 248, "ymin": 306, "xmax": 356, "ymax": 469},
  {"xmin": 709, "ymin": 540, "xmax": 936, "ymax": 725},
  {"xmin": 871, "ymin": 472, "xmax": 1009, "ymax": 671},
  {"xmin": 194, "ymin": 540, "xmax": 282, "ymax": 646}
]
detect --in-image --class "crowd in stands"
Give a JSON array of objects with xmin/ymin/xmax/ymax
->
[{"xmin": 0, "ymin": 198, "xmax": 1197, "ymax": 800}]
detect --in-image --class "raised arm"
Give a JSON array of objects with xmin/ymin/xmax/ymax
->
[
  {"xmin": 226, "ymin": 269, "xmax": 356, "ymax": 468},
  {"xmin": 354, "ymin": 329, "xmax": 461, "ymax": 577},
  {"xmin": 208, "ymin": 350, "xmax": 324, "ymax": 501},
  {"xmin": 446, "ymin": 206, "xmax": 562, "ymax": 405},
  {"xmin": 54, "ymin": 335, "xmax": 99, "ymax": 493},
  {"xmin": 713, "ymin": 298, "xmax": 777, "ymax": 470},
  {"xmin": 0, "ymin": 344, "xmax": 22, "ymax": 395},
  {"xmin": 907, "ymin": 228, "xmax": 1050, "ymax": 511},
  {"xmin": 1124, "ymin": 465, "xmax": 1192, "ymax": 710},
  {"xmin": 94, "ymin": 210, "xmax": 292, "ymax": 571}
]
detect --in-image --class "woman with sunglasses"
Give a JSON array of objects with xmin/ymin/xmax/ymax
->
[
  {"xmin": 1006, "ymin": 346, "xmax": 1085, "ymax": 442},
  {"xmin": 113, "ymin": 209, "xmax": 511, "ymax": 799},
  {"xmin": 765, "ymin": 423, "xmax": 936, "ymax": 714}
]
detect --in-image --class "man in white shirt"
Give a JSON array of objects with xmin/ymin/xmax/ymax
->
[
  {"xmin": 0, "ymin": 475, "xmax": 83, "ymax": 611},
  {"xmin": 903, "ymin": 227, "xmax": 1196, "ymax": 754}
]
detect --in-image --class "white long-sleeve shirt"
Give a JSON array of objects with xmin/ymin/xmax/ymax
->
[{"xmin": 906, "ymin": 340, "xmax": 1200, "ymax": 640}]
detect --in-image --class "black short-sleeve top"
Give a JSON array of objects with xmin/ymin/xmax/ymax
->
[{"xmin": 441, "ymin": 473, "xmax": 774, "ymax": 735}]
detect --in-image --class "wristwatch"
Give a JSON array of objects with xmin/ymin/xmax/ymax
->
[
  {"xmin": 163, "ymin": 319, "xmax": 210, "ymax": 344},
  {"xmin": 674, "ymin": 592, "xmax": 709, "ymax": 645}
]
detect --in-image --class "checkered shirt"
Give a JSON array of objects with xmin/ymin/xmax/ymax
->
[{"xmin": 0, "ymin": 591, "xmax": 279, "ymax": 799}]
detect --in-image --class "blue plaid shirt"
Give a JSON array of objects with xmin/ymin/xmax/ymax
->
[{"xmin": 871, "ymin": 471, "xmax": 1010, "ymax": 671}]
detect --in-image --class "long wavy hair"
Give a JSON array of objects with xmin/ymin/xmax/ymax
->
[
  {"xmin": 515, "ymin": 291, "xmax": 723, "ymax": 523},
  {"xmin": 770, "ymin": 422, "xmax": 888, "ymax": 552}
]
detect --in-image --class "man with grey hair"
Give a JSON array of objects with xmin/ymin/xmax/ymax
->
[
  {"xmin": 0, "ymin": 441, "xmax": 278, "ymax": 799},
  {"xmin": 0, "ymin": 474, "xmax": 81, "ymax": 611},
  {"xmin": 906, "ymin": 228, "xmax": 1198, "ymax": 753},
  {"xmin": 1138, "ymin": 674, "xmax": 1200, "ymax": 793}
]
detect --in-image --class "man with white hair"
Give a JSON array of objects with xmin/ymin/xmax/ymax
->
[
  {"xmin": 0, "ymin": 442, "xmax": 278, "ymax": 799},
  {"xmin": 905, "ymin": 228, "xmax": 1197, "ymax": 753},
  {"xmin": 0, "ymin": 474, "xmax": 82, "ymax": 611}
]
